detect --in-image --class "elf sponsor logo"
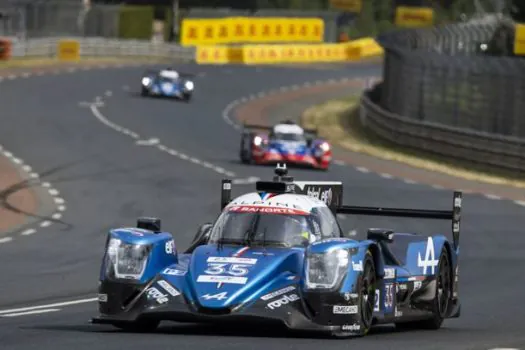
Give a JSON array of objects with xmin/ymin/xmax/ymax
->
[
  {"xmin": 306, "ymin": 187, "xmax": 333, "ymax": 205},
  {"xmin": 266, "ymin": 294, "xmax": 299, "ymax": 310}
]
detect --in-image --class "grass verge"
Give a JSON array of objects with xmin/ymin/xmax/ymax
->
[{"xmin": 301, "ymin": 95, "xmax": 525, "ymax": 188}]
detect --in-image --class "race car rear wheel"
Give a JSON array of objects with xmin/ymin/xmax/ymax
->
[
  {"xmin": 240, "ymin": 134, "xmax": 252, "ymax": 164},
  {"xmin": 395, "ymin": 248, "xmax": 451, "ymax": 330},
  {"xmin": 112, "ymin": 319, "xmax": 160, "ymax": 332},
  {"xmin": 141, "ymin": 87, "xmax": 148, "ymax": 96}
]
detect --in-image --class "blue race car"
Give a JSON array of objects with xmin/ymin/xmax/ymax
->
[
  {"xmin": 92, "ymin": 164, "xmax": 462, "ymax": 337},
  {"xmin": 140, "ymin": 68, "xmax": 194, "ymax": 102}
]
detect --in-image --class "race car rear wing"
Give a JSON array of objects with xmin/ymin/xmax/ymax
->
[
  {"xmin": 242, "ymin": 123, "xmax": 318, "ymax": 138},
  {"xmin": 336, "ymin": 191, "xmax": 462, "ymax": 250}
]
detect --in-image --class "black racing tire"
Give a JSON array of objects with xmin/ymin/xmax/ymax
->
[
  {"xmin": 240, "ymin": 134, "xmax": 252, "ymax": 164},
  {"xmin": 331, "ymin": 250, "xmax": 376, "ymax": 338},
  {"xmin": 141, "ymin": 87, "xmax": 148, "ymax": 96},
  {"xmin": 112, "ymin": 319, "xmax": 160, "ymax": 332},
  {"xmin": 395, "ymin": 248, "xmax": 451, "ymax": 331},
  {"xmin": 359, "ymin": 251, "xmax": 377, "ymax": 335},
  {"xmin": 182, "ymin": 93, "xmax": 192, "ymax": 102}
]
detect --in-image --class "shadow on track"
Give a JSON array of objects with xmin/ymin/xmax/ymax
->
[{"xmin": 25, "ymin": 321, "xmax": 466, "ymax": 340}]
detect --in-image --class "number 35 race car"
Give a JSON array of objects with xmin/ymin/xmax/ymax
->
[
  {"xmin": 240, "ymin": 121, "xmax": 332, "ymax": 170},
  {"xmin": 92, "ymin": 164, "xmax": 462, "ymax": 338}
]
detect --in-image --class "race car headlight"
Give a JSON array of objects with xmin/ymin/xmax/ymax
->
[
  {"xmin": 141, "ymin": 77, "xmax": 151, "ymax": 86},
  {"xmin": 253, "ymin": 136, "xmax": 263, "ymax": 146},
  {"xmin": 319, "ymin": 142, "xmax": 330, "ymax": 152},
  {"xmin": 104, "ymin": 238, "xmax": 152, "ymax": 280},
  {"xmin": 305, "ymin": 248, "xmax": 349, "ymax": 290},
  {"xmin": 184, "ymin": 81, "xmax": 194, "ymax": 90}
]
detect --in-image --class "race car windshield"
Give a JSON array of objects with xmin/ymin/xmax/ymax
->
[
  {"xmin": 208, "ymin": 206, "xmax": 340, "ymax": 247},
  {"xmin": 274, "ymin": 132, "xmax": 305, "ymax": 141}
]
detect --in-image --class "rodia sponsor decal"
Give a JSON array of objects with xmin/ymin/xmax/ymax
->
[
  {"xmin": 266, "ymin": 294, "xmax": 299, "ymax": 310},
  {"xmin": 146, "ymin": 287, "xmax": 169, "ymax": 304}
]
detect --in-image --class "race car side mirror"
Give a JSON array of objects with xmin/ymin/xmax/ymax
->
[
  {"xmin": 184, "ymin": 223, "xmax": 213, "ymax": 254},
  {"xmin": 367, "ymin": 228, "xmax": 394, "ymax": 243},
  {"xmin": 137, "ymin": 217, "xmax": 161, "ymax": 233}
]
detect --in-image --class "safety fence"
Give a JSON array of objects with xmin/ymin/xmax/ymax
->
[
  {"xmin": 359, "ymin": 16, "xmax": 525, "ymax": 172},
  {"xmin": 0, "ymin": 37, "xmax": 195, "ymax": 61},
  {"xmin": 0, "ymin": 36, "xmax": 382, "ymax": 65}
]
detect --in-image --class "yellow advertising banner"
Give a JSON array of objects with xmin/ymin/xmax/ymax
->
[
  {"xmin": 181, "ymin": 17, "xmax": 324, "ymax": 46},
  {"xmin": 57, "ymin": 39, "xmax": 80, "ymax": 61},
  {"xmin": 329, "ymin": 0, "xmax": 362, "ymax": 12},
  {"xmin": 241, "ymin": 44, "xmax": 355, "ymax": 65},
  {"xmin": 395, "ymin": 6, "xmax": 434, "ymax": 27},
  {"xmin": 514, "ymin": 23, "xmax": 525, "ymax": 55}
]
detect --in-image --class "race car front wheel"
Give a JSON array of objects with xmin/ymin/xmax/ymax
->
[
  {"xmin": 395, "ymin": 248, "xmax": 452, "ymax": 330},
  {"xmin": 360, "ymin": 251, "xmax": 377, "ymax": 334},
  {"xmin": 112, "ymin": 319, "xmax": 160, "ymax": 332}
]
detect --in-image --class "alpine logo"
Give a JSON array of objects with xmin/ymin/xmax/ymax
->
[{"xmin": 417, "ymin": 236, "xmax": 439, "ymax": 275}]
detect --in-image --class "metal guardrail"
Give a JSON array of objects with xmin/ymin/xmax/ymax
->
[
  {"xmin": 360, "ymin": 16, "xmax": 525, "ymax": 172},
  {"xmin": 7, "ymin": 37, "xmax": 196, "ymax": 61},
  {"xmin": 361, "ymin": 88, "xmax": 525, "ymax": 172}
]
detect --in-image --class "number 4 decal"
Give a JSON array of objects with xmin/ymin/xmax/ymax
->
[{"xmin": 202, "ymin": 292, "xmax": 228, "ymax": 300}]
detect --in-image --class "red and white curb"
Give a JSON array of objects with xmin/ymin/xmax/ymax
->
[
  {"xmin": 0, "ymin": 62, "xmax": 155, "ymax": 244},
  {"xmin": 0, "ymin": 144, "xmax": 65, "ymax": 244},
  {"xmin": 221, "ymin": 76, "xmax": 525, "ymax": 207}
]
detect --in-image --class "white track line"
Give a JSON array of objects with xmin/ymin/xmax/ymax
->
[
  {"xmin": 87, "ymin": 99, "xmax": 240, "ymax": 179},
  {"xmin": 0, "ymin": 309, "xmax": 61, "ymax": 317},
  {"xmin": 0, "ymin": 297, "xmax": 97, "ymax": 315}
]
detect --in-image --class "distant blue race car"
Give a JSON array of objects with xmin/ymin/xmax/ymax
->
[
  {"xmin": 140, "ymin": 68, "xmax": 194, "ymax": 102},
  {"xmin": 92, "ymin": 164, "xmax": 462, "ymax": 338}
]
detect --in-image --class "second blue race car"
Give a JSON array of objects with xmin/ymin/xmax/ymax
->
[
  {"xmin": 92, "ymin": 164, "xmax": 462, "ymax": 337},
  {"xmin": 140, "ymin": 68, "xmax": 194, "ymax": 102}
]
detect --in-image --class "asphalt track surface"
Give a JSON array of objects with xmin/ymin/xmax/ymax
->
[{"xmin": 0, "ymin": 62, "xmax": 524, "ymax": 350}]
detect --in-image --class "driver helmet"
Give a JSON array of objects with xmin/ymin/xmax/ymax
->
[{"xmin": 285, "ymin": 216, "xmax": 314, "ymax": 244}]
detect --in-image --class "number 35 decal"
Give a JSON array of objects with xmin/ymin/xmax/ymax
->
[{"xmin": 204, "ymin": 263, "xmax": 250, "ymax": 276}]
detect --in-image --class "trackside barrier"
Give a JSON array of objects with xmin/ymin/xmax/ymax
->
[
  {"xmin": 194, "ymin": 38, "xmax": 384, "ymax": 65},
  {"xmin": 181, "ymin": 17, "xmax": 325, "ymax": 46},
  {"xmin": 57, "ymin": 39, "xmax": 80, "ymax": 61},
  {"xmin": 5, "ymin": 38, "xmax": 195, "ymax": 61}
]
